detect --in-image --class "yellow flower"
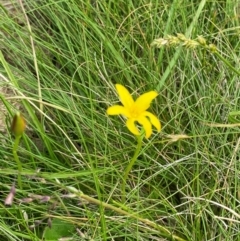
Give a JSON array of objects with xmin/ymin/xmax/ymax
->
[
  {"xmin": 107, "ymin": 84, "xmax": 161, "ymax": 138},
  {"xmin": 11, "ymin": 112, "xmax": 26, "ymax": 137}
]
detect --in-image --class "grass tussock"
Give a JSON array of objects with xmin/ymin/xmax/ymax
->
[{"xmin": 0, "ymin": 0, "xmax": 240, "ymax": 240}]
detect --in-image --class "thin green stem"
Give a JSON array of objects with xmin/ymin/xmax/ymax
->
[
  {"xmin": 13, "ymin": 135, "xmax": 22, "ymax": 189},
  {"xmin": 121, "ymin": 135, "xmax": 143, "ymax": 203}
]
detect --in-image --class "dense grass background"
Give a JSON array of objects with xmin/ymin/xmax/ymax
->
[{"xmin": 0, "ymin": 0, "xmax": 240, "ymax": 240}]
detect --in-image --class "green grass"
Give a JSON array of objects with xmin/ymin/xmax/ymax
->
[{"xmin": 0, "ymin": 0, "xmax": 240, "ymax": 240}]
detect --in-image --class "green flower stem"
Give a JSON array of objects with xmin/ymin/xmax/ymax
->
[
  {"xmin": 213, "ymin": 50, "xmax": 240, "ymax": 76},
  {"xmin": 75, "ymin": 192, "xmax": 186, "ymax": 241},
  {"xmin": 121, "ymin": 135, "xmax": 143, "ymax": 203},
  {"xmin": 13, "ymin": 135, "xmax": 23, "ymax": 189}
]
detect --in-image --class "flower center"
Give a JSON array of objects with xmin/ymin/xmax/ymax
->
[{"xmin": 129, "ymin": 106, "xmax": 140, "ymax": 118}]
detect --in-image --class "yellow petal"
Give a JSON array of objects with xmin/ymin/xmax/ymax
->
[
  {"xmin": 144, "ymin": 111, "xmax": 161, "ymax": 132},
  {"xmin": 126, "ymin": 118, "xmax": 140, "ymax": 136},
  {"xmin": 116, "ymin": 84, "xmax": 134, "ymax": 109},
  {"xmin": 107, "ymin": 105, "xmax": 131, "ymax": 117},
  {"xmin": 134, "ymin": 91, "xmax": 158, "ymax": 113},
  {"xmin": 137, "ymin": 116, "xmax": 152, "ymax": 138}
]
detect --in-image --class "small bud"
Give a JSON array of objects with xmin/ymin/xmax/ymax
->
[
  {"xmin": 151, "ymin": 38, "xmax": 169, "ymax": 48},
  {"xmin": 11, "ymin": 112, "xmax": 26, "ymax": 137},
  {"xmin": 197, "ymin": 36, "xmax": 207, "ymax": 46},
  {"xmin": 168, "ymin": 35, "xmax": 180, "ymax": 45},
  {"xmin": 39, "ymin": 196, "xmax": 51, "ymax": 203},
  {"xmin": 4, "ymin": 184, "xmax": 16, "ymax": 206},
  {"xmin": 182, "ymin": 39, "xmax": 199, "ymax": 49},
  {"xmin": 176, "ymin": 33, "xmax": 187, "ymax": 41},
  {"xmin": 19, "ymin": 198, "xmax": 33, "ymax": 204},
  {"xmin": 208, "ymin": 44, "xmax": 217, "ymax": 53}
]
